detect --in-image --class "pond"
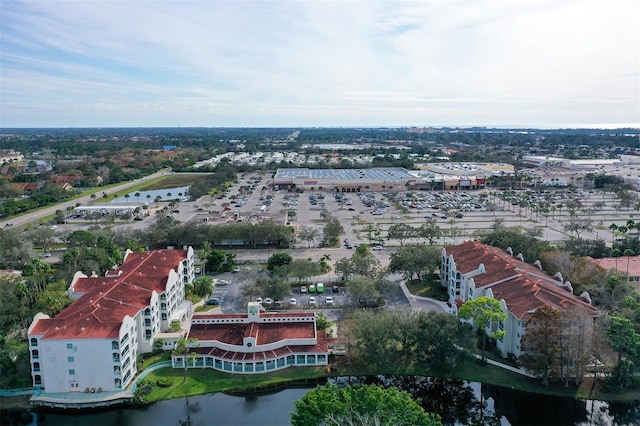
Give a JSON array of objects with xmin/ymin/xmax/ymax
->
[{"xmin": 5, "ymin": 377, "xmax": 639, "ymax": 426}]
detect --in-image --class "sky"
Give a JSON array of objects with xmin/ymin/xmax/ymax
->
[{"xmin": 1, "ymin": 0, "xmax": 639, "ymax": 129}]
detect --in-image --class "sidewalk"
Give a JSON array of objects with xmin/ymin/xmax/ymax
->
[{"xmin": 398, "ymin": 280, "xmax": 450, "ymax": 312}]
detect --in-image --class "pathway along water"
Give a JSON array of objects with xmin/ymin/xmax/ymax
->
[{"xmin": 4, "ymin": 376, "xmax": 639, "ymax": 426}]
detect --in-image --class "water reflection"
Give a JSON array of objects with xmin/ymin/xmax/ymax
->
[
  {"xmin": 331, "ymin": 376, "xmax": 504, "ymax": 426},
  {"xmin": 6, "ymin": 376, "xmax": 637, "ymax": 426}
]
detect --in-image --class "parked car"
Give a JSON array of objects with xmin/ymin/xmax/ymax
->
[
  {"xmin": 372, "ymin": 245, "xmax": 384, "ymax": 251},
  {"xmin": 309, "ymin": 297, "xmax": 316, "ymax": 305},
  {"xmin": 256, "ymin": 297, "xmax": 262, "ymax": 303},
  {"xmin": 325, "ymin": 296, "xmax": 334, "ymax": 306},
  {"xmin": 232, "ymin": 267, "xmax": 240, "ymax": 273},
  {"xmin": 332, "ymin": 286, "xmax": 340, "ymax": 293},
  {"xmin": 300, "ymin": 285, "xmax": 307, "ymax": 293},
  {"xmin": 264, "ymin": 298, "xmax": 273, "ymax": 305},
  {"xmin": 289, "ymin": 298, "xmax": 297, "ymax": 306},
  {"xmin": 206, "ymin": 297, "xmax": 220, "ymax": 306}
]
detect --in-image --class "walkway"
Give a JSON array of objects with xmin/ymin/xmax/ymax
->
[{"xmin": 399, "ymin": 278, "xmax": 538, "ymax": 379}]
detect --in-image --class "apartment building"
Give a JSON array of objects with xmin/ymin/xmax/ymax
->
[
  {"xmin": 441, "ymin": 241, "xmax": 597, "ymax": 358},
  {"xmin": 28, "ymin": 247, "xmax": 195, "ymax": 394}
]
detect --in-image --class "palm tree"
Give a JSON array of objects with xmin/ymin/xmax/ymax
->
[
  {"xmin": 193, "ymin": 276, "xmax": 214, "ymax": 300},
  {"xmin": 199, "ymin": 242, "xmax": 211, "ymax": 275},
  {"xmin": 135, "ymin": 192, "xmax": 141, "ymax": 203},
  {"xmin": 146, "ymin": 194, "xmax": 151, "ymax": 204},
  {"xmin": 124, "ymin": 193, "xmax": 130, "ymax": 203},
  {"xmin": 624, "ymin": 249, "xmax": 635, "ymax": 276},
  {"xmin": 173, "ymin": 337, "xmax": 199, "ymax": 384}
]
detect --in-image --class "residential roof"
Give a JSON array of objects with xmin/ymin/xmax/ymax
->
[
  {"xmin": 190, "ymin": 339, "xmax": 329, "ymax": 361},
  {"xmin": 444, "ymin": 241, "xmax": 598, "ymax": 321},
  {"xmin": 30, "ymin": 249, "xmax": 188, "ymax": 340},
  {"xmin": 188, "ymin": 321, "xmax": 316, "ymax": 345},
  {"xmin": 586, "ymin": 256, "xmax": 640, "ymax": 278}
]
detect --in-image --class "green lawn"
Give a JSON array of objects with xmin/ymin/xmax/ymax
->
[
  {"xmin": 405, "ymin": 278, "xmax": 448, "ymax": 301},
  {"xmin": 139, "ymin": 366, "xmax": 326, "ymax": 403},
  {"xmin": 136, "ymin": 352, "xmax": 640, "ymax": 404}
]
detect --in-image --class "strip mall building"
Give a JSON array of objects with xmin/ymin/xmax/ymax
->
[{"xmin": 272, "ymin": 165, "xmax": 504, "ymax": 192}]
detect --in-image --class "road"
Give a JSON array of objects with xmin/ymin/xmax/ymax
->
[{"xmin": 0, "ymin": 169, "xmax": 170, "ymax": 229}]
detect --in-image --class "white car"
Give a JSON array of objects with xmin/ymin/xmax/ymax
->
[
  {"xmin": 325, "ymin": 296, "xmax": 334, "ymax": 306},
  {"xmin": 289, "ymin": 298, "xmax": 297, "ymax": 306},
  {"xmin": 264, "ymin": 298, "xmax": 273, "ymax": 305},
  {"xmin": 309, "ymin": 297, "xmax": 316, "ymax": 305},
  {"xmin": 300, "ymin": 286, "xmax": 307, "ymax": 293},
  {"xmin": 372, "ymin": 245, "xmax": 384, "ymax": 251},
  {"xmin": 256, "ymin": 297, "xmax": 262, "ymax": 303}
]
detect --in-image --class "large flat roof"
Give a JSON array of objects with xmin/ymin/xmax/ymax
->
[{"xmin": 274, "ymin": 167, "xmax": 414, "ymax": 181}]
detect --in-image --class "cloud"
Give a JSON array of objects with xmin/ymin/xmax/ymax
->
[{"xmin": 1, "ymin": 0, "xmax": 638, "ymax": 128}]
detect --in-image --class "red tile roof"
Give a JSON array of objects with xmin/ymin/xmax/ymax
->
[
  {"xmin": 444, "ymin": 241, "xmax": 598, "ymax": 321},
  {"xmin": 586, "ymin": 256, "xmax": 640, "ymax": 278},
  {"xmin": 188, "ymin": 316, "xmax": 316, "ymax": 345},
  {"xmin": 191, "ymin": 339, "xmax": 329, "ymax": 361},
  {"xmin": 30, "ymin": 249, "xmax": 188, "ymax": 340}
]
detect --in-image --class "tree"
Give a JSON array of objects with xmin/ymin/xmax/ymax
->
[
  {"xmin": 387, "ymin": 223, "xmax": 415, "ymax": 247},
  {"xmin": 267, "ymin": 252, "xmax": 292, "ymax": 271},
  {"xmin": 520, "ymin": 306, "xmax": 561, "ymax": 385},
  {"xmin": 389, "ymin": 245, "xmax": 441, "ymax": 282},
  {"xmin": 28, "ymin": 227, "xmax": 57, "ymax": 254},
  {"xmin": 418, "ymin": 219, "xmax": 442, "ymax": 245},
  {"xmin": 285, "ymin": 258, "xmax": 322, "ymax": 282},
  {"xmin": 323, "ymin": 217, "xmax": 344, "ymax": 246},
  {"xmin": 412, "ymin": 311, "xmax": 475, "ymax": 373},
  {"xmin": 458, "ymin": 296, "xmax": 506, "ymax": 362},
  {"xmin": 255, "ymin": 275, "xmax": 292, "ymax": 301},
  {"xmin": 562, "ymin": 217, "xmax": 593, "ymax": 239},
  {"xmin": 192, "ymin": 276, "xmax": 214, "ymax": 300},
  {"xmin": 199, "ymin": 242, "xmax": 211, "ymax": 275},
  {"xmin": 173, "ymin": 337, "xmax": 199, "ymax": 384},
  {"xmin": 205, "ymin": 248, "xmax": 235, "ymax": 273},
  {"xmin": 361, "ymin": 223, "xmax": 382, "ymax": 245},
  {"xmin": 605, "ymin": 316, "xmax": 640, "ymax": 390},
  {"xmin": 298, "ymin": 226, "xmax": 320, "ymax": 248},
  {"xmin": 291, "ymin": 383, "xmax": 442, "ymax": 426}
]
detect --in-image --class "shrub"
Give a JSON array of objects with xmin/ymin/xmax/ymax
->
[{"xmin": 156, "ymin": 378, "xmax": 172, "ymax": 388}]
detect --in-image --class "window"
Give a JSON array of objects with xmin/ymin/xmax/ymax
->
[
  {"xmin": 30, "ymin": 338, "xmax": 38, "ymax": 347},
  {"xmin": 630, "ymin": 276, "xmax": 639, "ymax": 282},
  {"xmin": 34, "ymin": 375, "xmax": 42, "ymax": 385},
  {"xmin": 68, "ymin": 369, "xmax": 75, "ymax": 375},
  {"xmin": 67, "ymin": 343, "xmax": 73, "ymax": 349},
  {"xmin": 33, "ymin": 362, "xmax": 40, "ymax": 372},
  {"xmin": 31, "ymin": 350, "xmax": 39, "ymax": 359},
  {"xmin": 68, "ymin": 356, "xmax": 74, "ymax": 362}
]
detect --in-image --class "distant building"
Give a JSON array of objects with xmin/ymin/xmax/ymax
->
[
  {"xmin": 273, "ymin": 165, "xmax": 495, "ymax": 192},
  {"xmin": 586, "ymin": 256, "xmax": 640, "ymax": 289},
  {"xmin": 0, "ymin": 149, "xmax": 24, "ymax": 164}
]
